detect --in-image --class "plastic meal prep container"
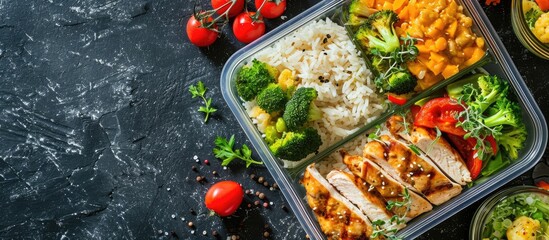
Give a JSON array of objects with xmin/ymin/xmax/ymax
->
[{"xmin": 220, "ymin": 0, "xmax": 548, "ymax": 239}]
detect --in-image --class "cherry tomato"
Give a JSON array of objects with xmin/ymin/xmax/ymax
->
[
  {"xmin": 535, "ymin": 0, "xmax": 549, "ymax": 11},
  {"xmin": 186, "ymin": 15, "xmax": 218, "ymax": 47},
  {"xmin": 205, "ymin": 181, "xmax": 244, "ymax": 217},
  {"xmin": 445, "ymin": 133, "xmax": 473, "ymax": 160},
  {"xmin": 536, "ymin": 180, "xmax": 549, "ymax": 191},
  {"xmin": 485, "ymin": 135, "xmax": 498, "ymax": 155},
  {"xmin": 388, "ymin": 94, "xmax": 407, "ymax": 105},
  {"xmin": 467, "ymin": 150, "xmax": 483, "ymax": 180},
  {"xmin": 410, "ymin": 105, "xmax": 421, "ymax": 121},
  {"xmin": 255, "ymin": 0, "xmax": 286, "ymax": 19},
  {"xmin": 211, "ymin": 0, "xmax": 245, "ymax": 18},
  {"xmin": 414, "ymin": 97, "xmax": 467, "ymax": 136},
  {"xmin": 233, "ymin": 12, "xmax": 265, "ymax": 44}
]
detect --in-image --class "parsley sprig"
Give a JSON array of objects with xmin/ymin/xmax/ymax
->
[
  {"xmin": 189, "ymin": 81, "xmax": 217, "ymax": 123},
  {"xmin": 213, "ymin": 135, "xmax": 263, "ymax": 167},
  {"xmin": 370, "ymin": 188, "xmax": 411, "ymax": 240}
]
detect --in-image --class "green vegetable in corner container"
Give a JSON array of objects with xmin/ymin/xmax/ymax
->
[
  {"xmin": 236, "ymin": 59, "xmax": 279, "ymax": 101},
  {"xmin": 347, "ymin": 0, "xmax": 377, "ymax": 28},
  {"xmin": 482, "ymin": 192, "xmax": 549, "ymax": 239}
]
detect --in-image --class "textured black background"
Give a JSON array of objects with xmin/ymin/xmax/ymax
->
[{"xmin": 0, "ymin": 0, "xmax": 547, "ymax": 239}]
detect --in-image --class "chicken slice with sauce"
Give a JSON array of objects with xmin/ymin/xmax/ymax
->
[
  {"xmin": 364, "ymin": 135, "xmax": 462, "ymax": 205},
  {"xmin": 342, "ymin": 153, "xmax": 432, "ymax": 219},
  {"xmin": 301, "ymin": 164, "xmax": 380, "ymax": 240},
  {"xmin": 327, "ymin": 169, "xmax": 405, "ymax": 231},
  {"xmin": 386, "ymin": 115, "xmax": 472, "ymax": 185}
]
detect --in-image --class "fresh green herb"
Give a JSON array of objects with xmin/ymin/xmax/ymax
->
[
  {"xmin": 408, "ymin": 144, "xmax": 421, "ymax": 155},
  {"xmin": 189, "ymin": 81, "xmax": 217, "ymax": 123},
  {"xmin": 398, "ymin": 109, "xmax": 411, "ymax": 135},
  {"xmin": 368, "ymin": 125, "xmax": 383, "ymax": 140},
  {"xmin": 213, "ymin": 135, "xmax": 263, "ymax": 167},
  {"xmin": 482, "ymin": 192, "xmax": 549, "ymax": 239},
  {"xmin": 525, "ymin": 7, "xmax": 544, "ymax": 29},
  {"xmin": 369, "ymin": 188, "xmax": 411, "ymax": 240}
]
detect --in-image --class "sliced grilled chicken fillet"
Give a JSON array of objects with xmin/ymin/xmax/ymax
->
[
  {"xmin": 364, "ymin": 135, "xmax": 462, "ymax": 205},
  {"xmin": 386, "ymin": 115, "xmax": 471, "ymax": 185},
  {"xmin": 342, "ymin": 153, "xmax": 432, "ymax": 219},
  {"xmin": 301, "ymin": 164, "xmax": 376, "ymax": 240},
  {"xmin": 327, "ymin": 170, "xmax": 405, "ymax": 231}
]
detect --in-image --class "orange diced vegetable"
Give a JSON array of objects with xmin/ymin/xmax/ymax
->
[
  {"xmin": 447, "ymin": 21, "xmax": 458, "ymax": 38},
  {"xmin": 398, "ymin": 6, "xmax": 410, "ymax": 20},
  {"xmin": 434, "ymin": 37, "xmax": 447, "ymax": 51},
  {"xmin": 430, "ymin": 52, "xmax": 446, "ymax": 63},
  {"xmin": 407, "ymin": 61, "xmax": 424, "ymax": 76},
  {"xmin": 463, "ymin": 48, "xmax": 485, "ymax": 67},
  {"xmin": 442, "ymin": 64, "xmax": 459, "ymax": 79},
  {"xmin": 393, "ymin": 0, "xmax": 408, "ymax": 12},
  {"xmin": 382, "ymin": 2, "xmax": 393, "ymax": 10}
]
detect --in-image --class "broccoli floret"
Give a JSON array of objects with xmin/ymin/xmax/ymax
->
[
  {"xmin": 354, "ymin": 10, "xmax": 400, "ymax": 54},
  {"xmin": 370, "ymin": 55, "xmax": 389, "ymax": 74},
  {"xmin": 269, "ymin": 127, "xmax": 322, "ymax": 161},
  {"xmin": 264, "ymin": 126, "xmax": 281, "ymax": 144},
  {"xmin": 349, "ymin": 0, "xmax": 376, "ymax": 17},
  {"xmin": 275, "ymin": 117, "xmax": 287, "ymax": 133},
  {"xmin": 525, "ymin": 7, "xmax": 544, "ymax": 29},
  {"xmin": 483, "ymin": 97, "xmax": 522, "ymax": 128},
  {"xmin": 384, "ymin": 70, "xmax": 417, "ymax": 94},
  {"xmin": 236, "ymin": 59, "xmax": 279, "ymax": 101},
  {"xmin": 496, "ymin": 125, "xmax": 527, "ymax": 160},
  {"xmin": 472, "ymin": 75, "xmax": 509, "ymax": 112},
  {"xmin": 347, "ymin": 14, "xmax": 368, "ymax": 27},
  {"xmin": 283, "ymin": 87, "xmax": 323, "ymax": 131},
  {"xmin": 256, "ymin": 84, "xmax": 288, "ymax": 113}
]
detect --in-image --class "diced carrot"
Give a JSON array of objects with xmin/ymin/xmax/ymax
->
[
  {"xmin": 463, "ymin": 48, "xmax": 485, "ymax": 67},
  {"xmin": 447, "ymin": 21, "xmax": 458, "ymax": 38},
  {"xmin": 442, "ymin": 64, "xmax": 459, "ymax": 79},
  {"xmin": 366, "ymin": 0, "xmax": 376, "ymax": 8},
  {"xmin": 424, "ymin": 39, "xmax": 435, "ymax": 50},
  {"xmin": 408, "ymin": 4, "xmax": 418, "ymax": 19},
  {"xmin": 398, "ymin": 6, "xmax": 409, "ymax": 20},
  {"xmin": 463, "ymin": 47, "xmax": 476, "ymax": 59},
  {"xmin": 382, "ymin": 1, "xmax": 393, "ymax": 10},
  {"xmin": 393, "ymin": 0, "xmax": 408, "ymax": 12},
  {"xmin": 427, "ymin": 60, "xmax": 446, "ymax": 76},
  {"xmin": 430, "ymin": 52, "xmax": 446, "ymax": 63},
  {"xmin": 433, "ymin": 19, "xmax": 446, "ymax": 31},
  {"xmin": 416, "ymin": 43, "xmax": 430, "ymax": 54},
  {"xmin": 407, "ymin": 61, "xmax": 424, "ymax": 76},
  {"xmin": 434, "ymin": 37, "xmax": 447, "ymax": 51}
]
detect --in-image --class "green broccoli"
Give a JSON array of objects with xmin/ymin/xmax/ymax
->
[
  {"xmin": 370, "ymin": 55, "xmax": 389, "ymax": 75},
  {"xmin": 496, "ymin": 125, "xmax": 527, "ymax": 160},
  {"xmin": 236, "ymin": 59, "xmax": 278, "ymax": 101},
  {"xmin": 377, "ymin": 70, "xmax": 416, "ymax": 94},
  {"xmin": 446, "ymin": 74, "xmax": 508, "ymax": 112},
  {"xmin": 483, "ymin": 97, "xmax": 522, "ymax": 128},
  {"xmin": 347, "ymin": 0, "xmax": 376, "ymax": 27},
  {"xmin": 269, "ymin": 127, "xmax": 322, "ymax": 161},
  {"xmin": 347, "ymin": 14, "xmax": 368, "ymax": 27},
  {"xmin": 256, "ymin": 84, "xmax": 288, "ymax": 113},
  {"xmin": 473, "ymin": 75, "xmax": 509, "ymax": 112},
  {"xmin": 282, "ymin": 87, "xmax": 323, "ymax": 131},
  {"xmin": 264, "ymin": 126, "xmax": 281, "ymax": 144},
  {"xmin": 275, "ymin": 117, "xmax": 287, "ymax": 133},
  {"xmin": 349, "ymin": 0, "xmax": 376, "ymax": 17},
  {"xmin": 354, "ymin": 10, "xmax": 400, "ymax": 54},
  {"xmin": 525, "ymin": 7, "xmax": 544, "ymax": 29}
]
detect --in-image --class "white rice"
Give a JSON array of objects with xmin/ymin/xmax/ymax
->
[{"xmin": 243, "ymin": 18, "xmax": 386, "ymax": 166}]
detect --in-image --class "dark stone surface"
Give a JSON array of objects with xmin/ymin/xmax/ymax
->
[{"xmin": 0, "ymin": 0, "xmax": 547, "ymax": 240}]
